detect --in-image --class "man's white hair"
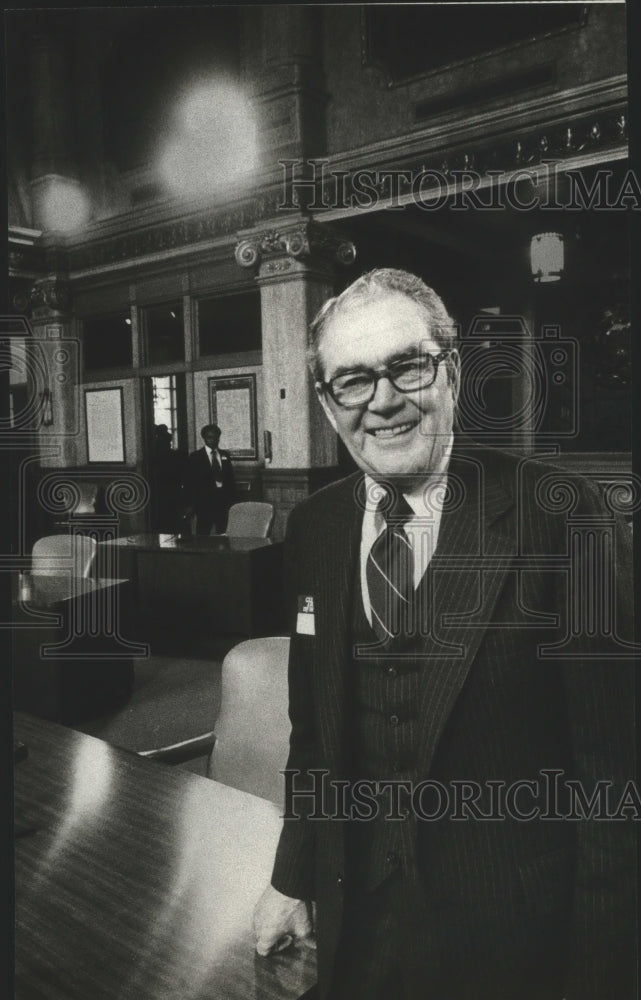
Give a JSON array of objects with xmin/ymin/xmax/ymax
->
[{"xmin": 308, "ymin": 268, "xmax": 458, "ymax": 381}]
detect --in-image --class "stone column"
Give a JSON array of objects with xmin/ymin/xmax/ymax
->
[
  {"xmin": 236, "ymin": 219, "xmax": 356, "ymax": 538},
  {"xmin": 28, "ymin": 275, "xmax": 79, "ymax": 469}
]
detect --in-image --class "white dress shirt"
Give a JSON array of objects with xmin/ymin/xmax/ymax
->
[
  {"xmin": 205, "ymin": 446, "xmax": 223, "ymax": 486},
  {"xmin": 360, "ymin": 435, "xmax": 453, "ymax": 625}
]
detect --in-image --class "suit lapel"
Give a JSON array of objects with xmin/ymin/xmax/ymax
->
[
  {"xmin": 313, "ymin": 474, "xmax": 362, "ymax": 774},
  {"xmin": 311, "ymin": 452, "xmax": 516, "ymax": 777},
  {"xmin": 417, "ymin": 444, "xmax": 516, "ymax": 774}
]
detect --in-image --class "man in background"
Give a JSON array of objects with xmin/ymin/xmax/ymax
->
[
  {"xmin": 149, "ymin": 424, "xmax": 187, "ymax": 533},
  {"xmin": 184, "ymin": 423, "xmax": 235, "ymax": 534}
]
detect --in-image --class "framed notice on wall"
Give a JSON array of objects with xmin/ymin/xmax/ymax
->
[
  {"xmin": 208, "ymin": 374, "xmax": 257, "ymax": 460},
  {"xmin": 85, "ymin": 387, "xmax": 126, "ymax": 463}
]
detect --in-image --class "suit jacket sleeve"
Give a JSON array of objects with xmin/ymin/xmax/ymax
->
[
  {"xmin": 558, "ymin": 482, "xmax": 637, "ymax": 998},
  {"xmin": 271, "ymin": 502, "xmax": 318, "ymax": 901}
]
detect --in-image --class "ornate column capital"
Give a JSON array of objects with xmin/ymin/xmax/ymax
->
[
  {"xmin": 235, "ymin": 219, "xmax": 356, "ymax": 272},
  {"xmin": 29, "ymin": 275, "xmax": 72, "ymax": 319}
]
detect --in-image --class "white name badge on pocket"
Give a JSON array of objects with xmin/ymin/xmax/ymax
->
[{"xmin": 296, "ymin": 595, "xmax": 315, "ymax": 635}]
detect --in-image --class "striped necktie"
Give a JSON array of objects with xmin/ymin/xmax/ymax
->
[{"xmin": 366, "ymin": 493, "xmax": 415, "ymax": 641}]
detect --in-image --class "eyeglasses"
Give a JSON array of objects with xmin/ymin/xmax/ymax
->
[{"xmin": 318, "ymin": 350, "xmax": 453, "ymax": 409}]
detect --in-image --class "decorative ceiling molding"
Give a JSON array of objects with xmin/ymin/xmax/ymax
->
[
  {"xmin": 65, "ymin": 189, "xmax": 288, "ymax": 275},
  {"xmin": 299, "ymin": 103, "xmax": 629, "ymax": 219},
  {"xmin": 322, "ymin": 76, "xmax": 627, "ymax": 171},
  {"xmin": 10, "ymin": 90, "xmax": 628, "ymax": 281}
]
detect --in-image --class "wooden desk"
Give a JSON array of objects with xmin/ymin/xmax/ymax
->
[
  {"xmin": 13, "ymin": 713, "xmax": 317, "ymax": 1000},
  {"xmin": 12, "ymin": 575, "xmax": 137, "ymax": 724},
  {"xmin": 97, "ymin": 534, "xmax": 284, "ymax": 636}
]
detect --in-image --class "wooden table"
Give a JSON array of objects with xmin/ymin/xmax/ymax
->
[
  {"xmin": 11, "ymin": 575, "xmax": 138, "ymax": 724},
  {"xmin": 97, "ymin": 534, "xmax": 285, "ymax": 636},
  {"xmin": 13, "ymin": 713, "xmax": 317, "ymax": 1000}
]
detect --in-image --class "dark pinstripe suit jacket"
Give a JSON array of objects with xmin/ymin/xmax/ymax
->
[{"xmin": 271, "ymin": 441, "xmax": 636, "ymax": 999}]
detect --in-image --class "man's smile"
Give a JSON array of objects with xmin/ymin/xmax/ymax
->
[{"xmin": 367, "ymin": 420, "xmax": 418, "ymax": 439}]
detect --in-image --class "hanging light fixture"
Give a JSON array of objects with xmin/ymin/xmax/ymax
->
[{"xmin": 530, "ymin": 232, "xmax": 564, "ymax": 283}]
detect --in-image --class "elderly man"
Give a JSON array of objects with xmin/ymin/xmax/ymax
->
[{"xmin": 253, "ymin": 269, "xmax": 635, "ymax": 999}]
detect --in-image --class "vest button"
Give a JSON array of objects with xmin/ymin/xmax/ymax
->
[
  {"xmin": 336, "ymin": 874, "xmax": 344, "ymax": 886},
  {"xmin": 385, "ymin": 851, "xmax": 400, "ymax": 868},
  {"xmin": 386, "ymin": 665, "xmax": 398, "ymax": 678},
  {"xmin": 389, "ymin": 714, "xmax": 400, "ymax": 726}
]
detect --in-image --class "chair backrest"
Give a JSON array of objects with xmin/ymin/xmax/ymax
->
[
  {"xmin": 209, "ymin": 636, "xmax": 291, "ymax": 804},
  {"xmin": 222, "ymin": 502, "xmax": 274, "ymax": 539},
  {"xmin": 31, "ymin": 534, "xmax": 97, "ymax": 577},
  {"xmin": 74, "ymin": 482, "xmax": 99, "ymax": 515}
]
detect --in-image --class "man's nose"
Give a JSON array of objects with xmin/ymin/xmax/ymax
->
[{"xmin": 367, "ymin": 374, "xmax": 404, "ymax": 412}]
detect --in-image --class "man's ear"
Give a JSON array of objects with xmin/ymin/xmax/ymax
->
[{"xmin": 315, "ymin": 383, "xmax": 339, "ymax": 434}]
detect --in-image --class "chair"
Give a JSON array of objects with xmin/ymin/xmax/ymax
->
[
  {"xmin": 137, "ymin": 731, "xmax": 218, "ymax": 765},
  {"xmin": 136, "ymin": 637, "xmax": 291, "ymax": 805},
  {"xmin": 219, "ymin": 502, "xmax": 275, "ymax": 539},
  {"xmin": 31, "ymin": 534, "xmax": 97, "ymax": 578},
  {"xmin": 73, "ymin": 481, "xmax": 99, "ymax": 515},
  {"xmin": 208, "ymin": 636, "xmax": 291, "ymax": 803}
]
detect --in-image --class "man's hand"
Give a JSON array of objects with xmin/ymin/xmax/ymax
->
[{"xmin": 253, "ymin": 884, "xmax": 315, "ymax": 956}]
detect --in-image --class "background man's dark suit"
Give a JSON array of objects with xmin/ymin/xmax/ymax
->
[
  {"xmin": 272, "ymin": 440, "xmax": 636, "ymax": 999},
  {"xmin": 184, "ymin": 444, "xmax": 235, "ymax": 534}
]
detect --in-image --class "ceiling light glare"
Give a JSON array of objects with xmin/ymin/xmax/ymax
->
[
  {"xmin": 41, "ymin": 179, "xmax": 91, "ymax": 233},
  {"xmin": 160, "ymin": 81, "xmax": 259, "ymax": 199}
]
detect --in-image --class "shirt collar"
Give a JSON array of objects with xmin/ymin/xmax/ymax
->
[
  {"xmin": 364, "ymin": 432, "xmax": 453, "ymax": 525},
  {"xmin": 360, "ymin": 433, "xmax": 454, "ymax": 602}
]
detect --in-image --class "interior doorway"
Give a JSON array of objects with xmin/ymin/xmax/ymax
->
[
  {"xmin": 145, "ymin": 374, "xmax": 187, "ymax": 450},
  {"xmin": 142, "ymin": 373, "xmax": 189, "ymax": 532}
]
